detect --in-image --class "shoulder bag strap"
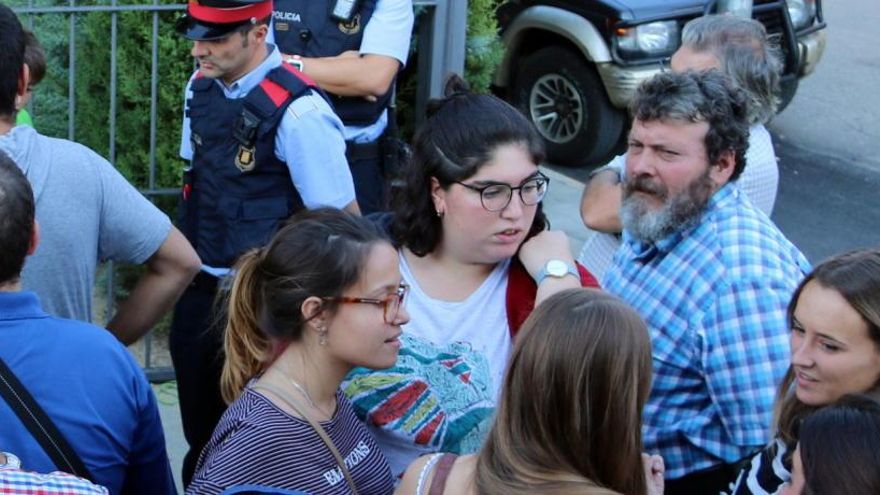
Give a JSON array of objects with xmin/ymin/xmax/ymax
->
[
  {"xmin": 427, "ymin": 453, "xmax": 458, "ymax": 495},
  {"xmin": 251, "ymin": 382, "xmax": 360, "ymax": 495},
  {"xmin": 0, "ymin": 356, "xmax": 94, "ymax": 481}
]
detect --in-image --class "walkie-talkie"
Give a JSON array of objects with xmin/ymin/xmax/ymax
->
[{"xmin": 331, "ymin": 0, "xmax": 360, "ymax": 22}]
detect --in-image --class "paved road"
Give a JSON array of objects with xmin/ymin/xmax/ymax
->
[{"xmin": 550, "ymin": 0, "xmax": 880, "ymax": 264}]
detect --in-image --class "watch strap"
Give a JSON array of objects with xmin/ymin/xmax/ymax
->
[{"xmin": 535, "ymin": 261, "xmax": 579, "ymax": 285}]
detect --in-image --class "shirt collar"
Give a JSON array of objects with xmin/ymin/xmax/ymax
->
[
  {"xmin": 0, "ymin": 291, "xmax": 47, "ymax": 321},
  {"xmin": 623, "ymin": 183, "xmax": 738, "ymax": 261},
  {"xmin": 216, "ymin": 43, "xmax": 281, "ymax": 97}
]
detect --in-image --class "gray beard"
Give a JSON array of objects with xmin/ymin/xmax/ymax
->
[{"xmin": 621, "ymin": 170, "xmax": 715, "ymax": 244}]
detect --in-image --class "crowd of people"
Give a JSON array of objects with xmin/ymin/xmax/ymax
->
[{"xmin": 1, "ymin": 1, "xmax": 879, "ymax": 495}]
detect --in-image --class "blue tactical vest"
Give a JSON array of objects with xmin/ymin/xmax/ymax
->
[
  {"xmin": 180, "ymin": 64, "xmax": 315, "ymax": 267},
  {"xmin": 271, "ymin": 0, "xmax": 392, "ymax": 126}
]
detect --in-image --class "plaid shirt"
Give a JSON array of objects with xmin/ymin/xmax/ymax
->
[
  {"xmin": 0, "ymin": 463, "xmax": 108, "ymax": 494},
  {"xmin": 604, "ymin": 184, "xmax": 810, "ymax": 479}
]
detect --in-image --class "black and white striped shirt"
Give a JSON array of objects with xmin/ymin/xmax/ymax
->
[
  {"xmin": 730, "ymin": 438, "xmax": 791, "ymax": 495},
  {"xmin": 187, "ymin": 387, "xmax": 394, "ymax": 495}
]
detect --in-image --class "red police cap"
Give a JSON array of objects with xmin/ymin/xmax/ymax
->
[{"xmin": 176, "ymin": 0, "xmax": 273, "ymax": 41}]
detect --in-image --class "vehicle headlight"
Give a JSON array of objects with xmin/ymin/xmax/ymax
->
[
  {"xmin": 616, "ymin": 21, "xmax": 680, "ymax": 59},
  {"xmin": 787, "ymin": 0, "xmax": 817, "ymax": 29}
]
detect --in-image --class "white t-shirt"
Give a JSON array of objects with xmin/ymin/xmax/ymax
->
[{"xmin": 399, "ymin": 254, "xmax": 512, "ymax": 399}]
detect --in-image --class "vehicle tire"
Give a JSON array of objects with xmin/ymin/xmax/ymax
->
[{"xmin": 513, "ymin": 46, "xmax": 626, "ymax": 168}]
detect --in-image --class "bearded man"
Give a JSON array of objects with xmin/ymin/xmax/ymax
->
[{"xmin": 603, "ymin": 70, "xmax": 810, "ymax": 495}]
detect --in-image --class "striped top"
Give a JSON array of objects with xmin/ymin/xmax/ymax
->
[{"xmin": 187, "ymin": 386, "xmax": 394, "ymax": 495}]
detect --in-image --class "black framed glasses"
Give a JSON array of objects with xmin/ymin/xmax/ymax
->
[
  {"xmin": 323, "ymin": 283, "xmax": 408, "ymax": 324},
  {"xmin": 455, "ymin": 173, "xmax": 550, "ymax": 212}
]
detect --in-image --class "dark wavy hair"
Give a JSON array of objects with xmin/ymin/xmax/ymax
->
[
  {"xmin": 631, "ymin": 70, "xmax": 750, "ymax": 181},
  {"xmin": 390, "ymin": 75, "xmax": 547, "ymax": 256},
  {"xmin": 799, "ymin": 394, "xmax": 880, "ymax": 494},
  {"xmin": 0, "ymin": 151, "xmax": 34, "ymax": 285},
  {"xmin": 0, "ymin": 4, "xmax": 26, "ymax": 117}
]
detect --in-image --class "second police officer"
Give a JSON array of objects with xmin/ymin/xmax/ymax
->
[{"xmin": 269, "ymin": 0, "xmax": 414, "ymax": 214}]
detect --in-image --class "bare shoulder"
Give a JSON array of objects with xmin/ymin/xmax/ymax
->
[{"xmin": 395, "ymin": 454, "xmax": 478, "ymax": 495}]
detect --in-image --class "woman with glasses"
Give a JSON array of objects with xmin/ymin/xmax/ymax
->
[
  {"xmin": 187, "ymin": 208, "xmax": 408, "ymax": 495},
  {"xmin": 343, "ymin": 75, "xmax": 598, "ymax": 477}
]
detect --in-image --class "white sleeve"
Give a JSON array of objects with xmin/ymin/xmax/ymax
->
[
  {"xmin": 179, "ymin": 73, "xmax": 198, "ymax": 160},
  {"xmin": 359, "ymin": 0, "xmax": 414, "ymax": 65},
  {"xmin": 274, "ymin": 90, "xmax": 356, "ymax": 209}
]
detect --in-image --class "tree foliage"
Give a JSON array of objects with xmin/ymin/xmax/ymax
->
[
  {"xmin": 464, "ymin": 0, "xmax": 504, "ymax": 93},
  {"xmin": 15, "ymin": 0, "xmax": 504, "ymax": 179},
  {"xmin": 13, "ymin": 0, "xmax": 191, "ymax": 192}
]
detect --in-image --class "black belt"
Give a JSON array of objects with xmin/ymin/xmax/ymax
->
[
  {"xmin": 345, "ymin": 139, "xmax": 381, "ymax": 162},
  {"xmin": 190, "ymin": 271, "xmax": 221, "ymax": 294}
]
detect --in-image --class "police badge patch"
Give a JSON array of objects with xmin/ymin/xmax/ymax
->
[
  {"xmin": 337, "ymin": 13, "xmax": 361, "ymax": 34},
  {"xmin": 235, "ymin": 145, "xmax": 256, "ymax": 172}
]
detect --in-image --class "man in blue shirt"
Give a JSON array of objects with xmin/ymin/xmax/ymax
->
[
  {"xmin": 602, "ymin": 70, "xmax": 810, "ymax": 494},
  {"xmin": 0, "ymin": 151, "xmax": 176, "ymax": 494},
  {"xmin": 173, "ymin": 0, "xmax": 359, "ymax": 484}
]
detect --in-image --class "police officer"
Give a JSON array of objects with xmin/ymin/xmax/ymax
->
[
  {"xmin": 173, "ymin": 0, "xmax": 359, "ymax": 485},
  {"xmin": 269, "ymin": 0, "xmax": 414, "ymax": 214}
]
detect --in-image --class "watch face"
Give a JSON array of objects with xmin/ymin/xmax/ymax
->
[{"xmin": 547, "ymin": 259, "xmax": 567, "ymax": 277}]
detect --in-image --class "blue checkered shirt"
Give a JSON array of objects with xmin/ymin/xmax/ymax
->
[{"xmin": 603, "ymin": 184, "xmax": 810, "ymax": 480}]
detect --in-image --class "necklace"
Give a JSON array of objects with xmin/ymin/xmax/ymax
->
[{"xmin": 277, "ymin": 364, "xmax": 332, "ymax": 418}]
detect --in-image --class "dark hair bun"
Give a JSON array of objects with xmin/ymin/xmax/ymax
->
[{"xmin": 425, "ymin": 73, "xmax": 471, "ymax": 118}]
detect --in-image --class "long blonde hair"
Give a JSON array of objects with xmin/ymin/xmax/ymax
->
[
  {"xmin": 772, "ymin": 249, "xmax": 880, "ymax": 452},
  {"xmin": 220, "ymin": 208, "xmax": 388, "ymax": 404},
  {"xmin": 476, "ymin": 289, "xmax": 653, "ymax": 495}
]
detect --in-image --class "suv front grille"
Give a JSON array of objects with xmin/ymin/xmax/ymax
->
[{"xmin": 752, "ymin": 0, "xmax": 794, "ymax": 70}]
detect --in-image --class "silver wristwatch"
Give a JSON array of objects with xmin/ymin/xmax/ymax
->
[{"xmin": 535, "ymin": 259, "xmax": 579, "ymax": 285}]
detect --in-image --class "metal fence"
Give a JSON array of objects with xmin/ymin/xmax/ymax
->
[{"xmin": 12, "ymin": 0, "xmax": 468, "ymax": 382}]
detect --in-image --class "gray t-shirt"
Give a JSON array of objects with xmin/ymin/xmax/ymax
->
[{"xmin": 0, "ymin": 125, "xmax": 170, "ymax": 322}]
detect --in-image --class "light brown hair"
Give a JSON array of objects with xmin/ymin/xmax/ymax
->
[
  {"xmin": 772, "ymin": 249, "xmax": 880, "ymax": 454},
  {"xmin": 475, "ymin": 289, "xmax": 653, "ymax": 495}
]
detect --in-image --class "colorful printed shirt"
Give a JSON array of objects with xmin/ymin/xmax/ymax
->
[
  {"xmin": 343, "ymin": 334, "xmax": 495, "ymax": 477},
  {"xmin": 603, "ymin": 184, "xmax": 810, "ymax": 479}
]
